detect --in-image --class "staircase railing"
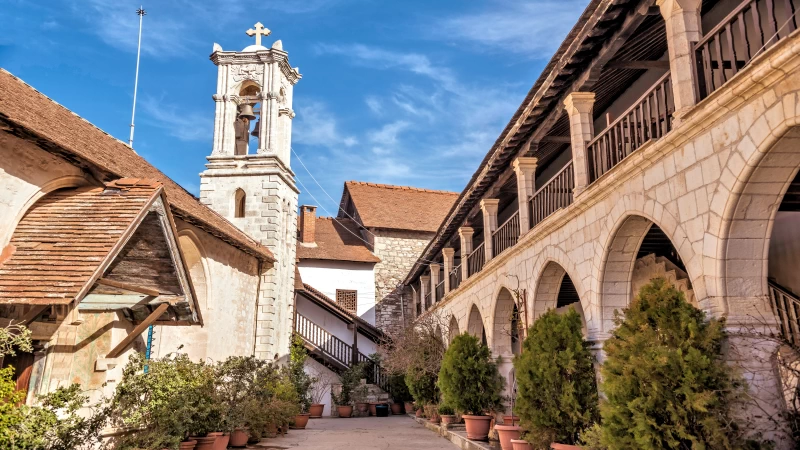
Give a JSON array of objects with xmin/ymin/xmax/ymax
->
[
  {"xmin": 357, "ymin": 352, "xmax": 391, "ymax": 394},
  {"xmin": 295, "ymin": 313, "xmax": 352, "ymax": 368},
  {"xmin": 769, "ymin": 280, "xmax": 800, "ymax": 347}
]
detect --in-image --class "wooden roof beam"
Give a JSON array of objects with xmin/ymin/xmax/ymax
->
[{"xmin": 106, "ymin": 303, "xmax": 169, "ymax": 359}]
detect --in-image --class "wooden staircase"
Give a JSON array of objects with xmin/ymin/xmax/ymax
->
[
  {"xmin": 770, "ymin": 280, "xmax": 800, "ymax": 349},
  {"xmin": 631, "ymin": 253, "xmax": 695, "ymax": 304}
]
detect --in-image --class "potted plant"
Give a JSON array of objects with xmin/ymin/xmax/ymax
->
[
  {"xmin": 353, "ymin": 383, "xmax": 371, "ymax": 416},
  {"xmin": 439, "ymin": 403, "xmax": 457, "ymax": 425},
  {"xmin": 439, "ymin": 333, "xmax": 504, "ymax": 441},
  {"xmin": 308, "ymin": 368, "xmax": 334, "ymax": 418},
  {"xmin": 423, "ymin": 404, "xmax": 440, "ymax": 424},
  {"xmin": 510, "ymin": 436, "xmax": 534, "ymax": 450},
  {"xmin": 388, "ymin": 372, "xmax": 411, "ymax": 414},
  {"xmin": 331, "ymin": 363, "xmax": 364, "ymax": 418},
  {"xmin": 288, "ymin": 334, "xmax": 314, "ymax": 429},
  {"xmin": 214, "ymin": 356, "xmax": 268, "ymax": 447}
]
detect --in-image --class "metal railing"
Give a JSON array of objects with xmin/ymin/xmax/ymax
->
[
  {"xmin": 587, "ymin": 73, "xmax": 674, "ymax": 182},
  {"xmin": 467, "ymin": 243, "xmax": 486, "ymax": 277},
  {"xmin": 450, "ymin": 265, "xmax": 462, "ymax": 291},
  {"xmin": 694, "ymin": 0, "xmax": 799, "ymax": 100},
  {"xmin": 295, "ymin": 313, "xmax": 352, "ymax": 367},
  {"xmin": 770, "ymin": 280, "xmax": 800, "ymax": 347},
  {"xmin": 435, "ymin": 280, "xmax": 445, "ymax": 303},
  {"xmin": 530, "ymin": 161, "xmax": 575, "ymax": 229},
  {"xmin": 492, "ymin": 211, "xmax": 520, "ymax": 257}
]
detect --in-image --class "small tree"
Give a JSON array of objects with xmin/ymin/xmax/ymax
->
[
  {"xmin": 288, "ymin": 334, "xmax": 314, "ymax": 413},
  {"xmin": 514, "ymin": 308, "xmax": 599, "ymax": 447},
  {"xmin": 598, "ymin": 278, "xmax": 749, "ymax": 449},
  {"xmin": 331, "ymin": 363, "xmax": 365, "ymax": 406},
  {"xmin": 405, "ymin": 366, "xmax": 438, "ymax": 405},
  {"xmin": 438, "ymin": 333, "xmax": 504, "ymax": 415}
]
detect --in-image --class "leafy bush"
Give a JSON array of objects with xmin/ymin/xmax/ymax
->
[
  {"xmin": 288, "ymin": 334, "xmax": 314, "ymax": 413},
  {"xmin": 405, "ymin": 366, "xmax": 438, "ymax": 405},
  {"xmin": 438, "ymin": 333, "xmax": 504, "ymax": 415},
  {"xmin": 214, "ymin": 355, "xmax": 267, "ymax": 432},
  {"xmin": 389, "ymin": 372, "xmax": 412, "ymax": 403},
  {"xmin": 514, "ymin": 308, "xmax": 598, "ymax": 447},
  {"xmin": 438, "ymin": 403, "xmax": 455, "ymax": 415},
  {"xmin": 597, "ymin": 278, "xmax": 751, "ymax": 449},
  {"xmin": 331, "ymin": 363, "xmax": 364, "ymax": 406}
]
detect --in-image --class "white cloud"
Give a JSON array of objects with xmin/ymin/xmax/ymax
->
[
  {"xmin": 293, "ymin": 100, "xmax": 358, "ymax": 148},
  {"xmin": 365, "ymin": 96, "xmax": 383, "ymax": 115},
  {"xmin": 139, "ymin": 96, "xmax": 213, "ymax": 142},
  {"xmin": 433, "ymin": 0, "xmax": 586, "ymax": 58},
  {"xmin": 368, "ymin": 121, "xmax": 410, "ymax": 148}
]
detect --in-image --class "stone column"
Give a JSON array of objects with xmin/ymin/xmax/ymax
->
[
  {"xmin": 459, "ymin": 227, "xmax": 474, "ymax": 281},
  {"xmin": 564, "ymin": 92, "xmax": 596, "ymax": 197},
  {"xmin": 442, "ymin": 248, "xmax": 455, "ymax": 293},
  {"xmin": 513, "ymin": 157, "xmax": 538, "ymax": 234},
  {"xmin": 430, "ymin": 263, "xmax": 441, "ymax": 303},
  {"xmin": 657, "ymin": 0, "xmax": 702, "ymax": 118},
  {"xmin": 420, "ymin": 275, "xmax": 430, "ymax": 310},
  {"xmin": 480, "ymin": 199, "xmax": 500, "ymax": 262}
]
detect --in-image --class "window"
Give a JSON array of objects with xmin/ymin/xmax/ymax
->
[
  {"xmin": 335, "ymin": 289, "xmax": 358, "ymax": 314},
  {"xmin": 234, "ymin": 189, "xmax": 246, "ymax": 218}
]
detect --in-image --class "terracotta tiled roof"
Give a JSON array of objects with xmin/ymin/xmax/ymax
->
[
  {"xmin": 0, "ymin": 70, "xmax": 273, "ymax": 262},
  {"xmin": 297, "ymin": 283, "xmax": 383, "ymax": 342},
  {"xmin": 342, "ymin": 181, "xmax": 459, "ymax": 232},
  {"xmin": 296, "ymin": 217, "xmax": 380, "ymax": 264},
  {"xmin": 0, "ymin": 180, "xmax": 163, "ymax": 305}
]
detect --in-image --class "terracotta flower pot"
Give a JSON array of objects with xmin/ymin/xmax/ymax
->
[
  {"xmin": 440, "ymin": 414, "xmax": 458, "ymax": 425},
  {"xmin": 494, "ymin": 425, "xmax": 522, "ymax": 450},
  {"xmin": 428, "ymin": 412, "xmax": 441, "ymax": 424},
  {"xmin": 190, "ymin": 436, "xmax": 216, "ymax": 450},
  {"xmin": 356, "ymin": 402, "xmax": 370, "ymax": 414},
  {"xmin": 368, "ymin": 402, "xmax": 379, "ymax": 416},
  {"xmin": 209, "ymin": 432, "xmax": 229, "ymax": 450},
  {"xmin": 415, "ymin": 408, "xmax": 423, "ymax": 418},
  {"xmin": 550, "ymin": 445, "xmax": 582, "ymax": 450},
  {"xmin": 503, "ymin": 415, "xmax": 520, "ymax": 425},
  {"xmin": 179, "ymin": 441, "xmax": 197, "ymax": 450},
  {"xmin": 294, "ymin": 413, "xmax": 311, "ymax": 429},
  {"xmin": 337, "ymin": 405, "xmax": 353, "ymax": 418},
  {"xmin": 463, "ymin": 415, "xmax": 492, "ymax": 441},
  {"xmin": 229, "ymin": 428, "xmax": 249, "ymax": 447},
  {"xmin": 511, "ymin": 439, "xmax": 534, "ymax": 450},
  {"xmin": 309, "ymin": 403, "xmax": 324, "ymax": 418},
  {"xmin": 390, "ymin": 402, "xmax": 403, "ymax": 415},
  {"xmin": 404, "ymin": 402, "xmax": 414, "ymax": 413}
]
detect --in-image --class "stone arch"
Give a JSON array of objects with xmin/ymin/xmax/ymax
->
[
  {"xmin": 720, "ymin": 126, "xmax": 800, "ymax": 318},
  {"xmin": 491, "ymin": 287, "xmax": 520, "ymax": 356},
  {"xmin": 448, "ymin": 315, "xmax": 459, "ymax": 343},
  {"xmin": 467, "ymin": 303, "xmax": 486, "ymax": 345},
  {"xmin": 234, "ymin": 188, "xmax": 246, "ymax": 218},
  {"xmin": 532, "ymin": 260, "xmax": 587, "ymax": 335},
  {"xmin": 597, "ymin": 213, "xmax": 698, "ymax": 332},
  {"xmin": 178, "ymin": 230, "xmax": 210, "ymax": 312}
]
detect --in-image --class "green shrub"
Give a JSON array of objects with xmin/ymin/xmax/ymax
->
[
  {"xmin": 405, "ymin": 366, "xmax": 438, "ymax": 405},
  {"xmin": 513, "ymin": 308, "xmax": 598, "ymax": 447},
  {"xmin": 438, "ymin": 403, "xmax": 455, "ymax": 415},
  {"xmin": 438, "ymin": 333, "xmax": 504, "ymax": 415},
  {"xmin": 331, "ymin": 363, "xmax": 365, "ymax": 406},
  {"xmin": 598, "ymin": 278, "xmax": 748, "ymax": 449},
  {"xmin": 389, "ymin": 372, "xmax": 412, "ymax": 403},
  {"xmin": 288, "ymin": 334, "xmax": 314, "ymax": 413}
]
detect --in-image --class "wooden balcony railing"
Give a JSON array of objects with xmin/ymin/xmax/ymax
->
[
  {"xmin": 467, "ymin": 243, "xmax": 485, "ymax": 277},
  {"xmin": 770, "ymin": 280, "xmax": 800, "ymax": 348},
  {"xmin": 424, "ymin": 291, "xmax": 431, "ymax": 309},
  {"xmin": 295, "ymin": 312, "xmax": 352, "ymax": 367},
  {"xmin": 492, "ymin": 211, "xmax": 520, "ymax": 257},
  {"xmin": 695, "ymin": 0, "xmax": 799, "ymax": 100},
  {"xmin": 435, "ymin": 280, "xmax": 445, "ymax": 303},
  {"xmin": 588, "ymin": 73, "xmax": 674, "ymax": 182},
  {"xmin": 530, "ymin": 160, "xmax": 575, "ymax": 229},
  {"xmin": 450, "ymin": 264, "xmax": 462, "ymax": 291}
]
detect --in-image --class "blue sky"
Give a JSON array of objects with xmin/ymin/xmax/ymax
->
[{"xmin": 0, "ymin": 0, "xmax": 586, "ymax": 213}]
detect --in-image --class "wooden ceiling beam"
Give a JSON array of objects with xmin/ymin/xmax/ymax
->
[
  {"xmin": 606, "ymin": 60, "xmax": 670, "ymax": 70},
  {"xmin": 95, "ymin": 278, "xmax": 160, "ymax": 297}
]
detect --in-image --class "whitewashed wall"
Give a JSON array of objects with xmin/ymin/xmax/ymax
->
[
  {"xmin": 298, "ymin": 260, "xmax": 376, "ymax": 325},
  {"xmin": 295, "ymin": 294, "xmax": 378, "ymax": 356}
]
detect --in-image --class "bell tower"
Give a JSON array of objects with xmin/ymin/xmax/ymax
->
[{"xmin": 199, "ymin": 23, "xmax": 301, "ymax": 359}]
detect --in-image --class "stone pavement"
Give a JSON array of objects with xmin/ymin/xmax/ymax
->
[{"xmin": 255, "ymin": 415, "xmax": 457, "ymax": 449}]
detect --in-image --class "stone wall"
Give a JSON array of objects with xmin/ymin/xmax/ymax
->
[{"xmin": 370, "ymin": 229, "xmax": 433, "ymax": 335}]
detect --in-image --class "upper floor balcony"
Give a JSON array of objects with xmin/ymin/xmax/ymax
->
[{"xmin": 408, "ymin": 0, "xmax": 800, "ymax": 315}]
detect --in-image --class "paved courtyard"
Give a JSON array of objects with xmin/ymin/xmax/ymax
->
[{"xmin": 256, "ymin": 415, "xmax": 457, "ymax": 449}]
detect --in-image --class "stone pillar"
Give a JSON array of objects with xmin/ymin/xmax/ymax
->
[
  {"xmin": 480, "ymin": 199, "xmax": 500, "ymax": 262},
  {"xmin": 459, "ymin": 227, "xmax": 474, "ymax": 281},
  {"xmin": 657, "ymin": 0, "xmax": 702, "ymax": 118},
  {"xmin": 442, "ymin": 248, "xmax": 455, "ymax": 293},
  {"xmin": 563, "ymin": 92, "xmax": 596, "ymax": 197},
  {"xmin": 513, "ymin": 157, "xmax": 538, "ymax": 234},
  {"xmin": 420, "ymin": 275, "xmax": 430, "ymax": 310},
  {"xmin": 430, "ymin": 263, "xmax": 441, "ymax": 303}
]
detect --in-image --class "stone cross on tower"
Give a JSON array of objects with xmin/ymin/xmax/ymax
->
[{"xmin": 246, "ymin": 22, "xmax": 271, "ymax": 47}]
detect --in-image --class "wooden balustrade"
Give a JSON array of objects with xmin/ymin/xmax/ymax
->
[
  {"xmin": 530, "ymin": 161, "xmax": 575, "ymax": 229},
  {"xmin": 294, "ymin": 313, "xmax": 352, "ymax": 366},
  {"xmin": 587, "ymin": 73, "xmax": 674, "ymax": 182},
  {"xmin": 357, "ymin": 352, "xmax": 391, "ymax": 393},
  {"xmin": 467, "ymin": 243, "xmax": 486, "ymax": 277},
  {"xmin": 770, "ymin": 280, "xmax": 800, "ymax": 348},
  {"xmin": 695, "ymin": 0, "xmax": 799, "ymax": 100},
  {"xmin": 424, "ymin": 291, "xmax": 431, "ymax": 309},
  {"xmin": 435, "ymin": 280, "xmax": 445, "ymax": 302},
  {"xmin": 450, "ymin": 264, "xmax": 462, "ymax": 291},
  {"xmin": 492, "ymin": 211, "xmax": 520, "ymax": 257}
]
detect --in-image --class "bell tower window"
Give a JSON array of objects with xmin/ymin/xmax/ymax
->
[
  {"xmin": 234, "ymin": 189, "xmax": 246, "ymax": 218},
  {"xmin": 234, "ymin": 84, "xmax": 262, "ymax": 156}
]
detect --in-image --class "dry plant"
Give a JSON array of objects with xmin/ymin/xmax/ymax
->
[
  {"xmin": 379, "ymin": 312, "xmax": 451, "ymax": 376},
  {"xmin": 308, "ymin": 365, "xmax": 336, "ymax": 405}
]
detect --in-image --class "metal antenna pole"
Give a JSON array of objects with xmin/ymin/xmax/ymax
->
[{"xmin": 129, "ymin": 6, "xmax": 146, "ymax": 148}]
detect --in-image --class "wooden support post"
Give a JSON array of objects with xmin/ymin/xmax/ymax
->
[
  {"xmin": 16, "ymin": 305, "xmax": 49, "ymax": 326},
  {"xmin": 106, "ymin": 303, "xmax": 169, "ymax": 359},
  {"xmin": 351, "ymin": 322, "xmax": 359, "ymax": 367}
]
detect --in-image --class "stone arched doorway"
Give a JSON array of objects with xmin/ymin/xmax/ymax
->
[
  {"xmin": 492, "ymin": 287, "xmax": 521, "ymax": 356},
  {"xmin": 467, "ymin": 304, "xmax": 487, "ymax": 346},
  {"xmin": 448, "ymin": 315, "xmax": 459, "ymax": 344}
]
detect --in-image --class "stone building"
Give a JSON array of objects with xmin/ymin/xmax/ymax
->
[
  {"xmin": 403, "ymin": 0, "xmax": 800, "ymax": 445},
  {"xmin": 0, "ymin": 68, "xmax": 275, "ymax": 402}
]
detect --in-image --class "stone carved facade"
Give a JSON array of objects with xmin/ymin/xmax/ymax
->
[{"xmin": 200, "ymin": 35, "xmax": 301, "ymax": 359}]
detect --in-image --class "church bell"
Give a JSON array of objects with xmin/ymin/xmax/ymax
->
[
  {"xmin": 238, "ymin": 103, "xmax": 256, "ymax": 120},
  {"xmin": 250, "ymin": 120, "xmax": 261, "ymax": 138}
]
